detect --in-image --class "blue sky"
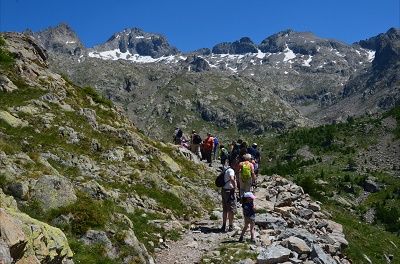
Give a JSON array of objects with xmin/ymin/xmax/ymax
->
[{"xmin": 1, "ymin": 0, "xmax": 399, "ymax": 52}]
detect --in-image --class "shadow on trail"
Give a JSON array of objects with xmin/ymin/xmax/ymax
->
[
  {"xmin": 194, "ymin": 226, "xmax": 224, "ymax": 233},
  {"xmin": 221, "ymin": 239, "xmax": 240, "ymax": 244}
]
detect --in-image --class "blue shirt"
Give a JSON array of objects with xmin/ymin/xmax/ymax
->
[{"xmin": 242, "ymin": 201, "xmax": 255, "ymax": 217}]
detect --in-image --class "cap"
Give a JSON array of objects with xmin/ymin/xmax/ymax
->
[
  {"xmin": 252, "ymin": 143, "xmax": 257, "ymax": 146},
  {"xmin": 244, "ymin": 192, "xmax": 256, "ymax": 199}
]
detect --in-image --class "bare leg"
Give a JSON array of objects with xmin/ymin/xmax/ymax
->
[
  {"xmin": 240, "ymin": 222, "xmax": 249, "ymax": 237},
  {"xmin": 250, "ymin": 222, "xmax": 255, "ymax": 239},
  {"xmin": 228, "ymin": 211, "xmax": 234, "ymax": 226}
]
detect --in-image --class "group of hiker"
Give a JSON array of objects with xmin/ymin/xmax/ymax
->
[
  {"xmin": 172, "ymin": 127, "xmax": 261, "ymax": 243},
  {"xmin": 172, "ymin": 128, "xmax": 220, "ymax": 167},
  {"xmin": 219, "ymin": 139, "xmax": 261, "ymax": 243}
]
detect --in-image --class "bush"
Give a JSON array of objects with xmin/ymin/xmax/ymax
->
[
  {"xmin": 48, "ymin": 192, "xmax": 107, "ymax": 236},
  {"xmin": 0, "ymin": 35, "xmax": 14, "ymax": 68},
  {"xmin": 375, "ymin": 203, "xmax": 400, "ymax": 232},
  {"xmin": 82, "ymin": 86, "xmax": 113, "ymax": 108}
]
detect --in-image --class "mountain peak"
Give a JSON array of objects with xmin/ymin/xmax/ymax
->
[
  {"xmin": 95, "ymin": 26, "xmax": 179, "ymax": 58},
  {"xmin": 28, "ymin": 22, "xmax": 86, "ymax": 56}
]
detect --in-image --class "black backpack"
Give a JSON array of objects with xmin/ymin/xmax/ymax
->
[
  {"xmin": 193, "ymin": 134, "xmax": 202, "ymax": 144},
  {"xmin": 176, "ymin": 129, "xmax": 183, "ymax": 138},
  {"xmin": 215, "ymin": 167, "xmax": 230, "ymax": 187}
]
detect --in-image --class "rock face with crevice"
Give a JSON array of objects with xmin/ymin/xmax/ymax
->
[{"xmin": 0, "ymin": 189, "xmax": 74, "ymax": 263}]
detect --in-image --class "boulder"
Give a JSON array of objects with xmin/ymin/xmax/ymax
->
[{"xmin": 257, "ymin": 244, "xmax": 291, "ymax": 264}]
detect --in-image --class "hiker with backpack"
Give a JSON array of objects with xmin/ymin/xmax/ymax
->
[
  {"xmin": 238, "ymin": 154, "xmax": 256, "ymax": 197},
  {"xmin": 173, "ymin": 127, "xmax": 183, "ymax": 145},
  {"xmin": 219, "ymin": 160, "xmax": 239, "ymax": 232},
  {"xmin": 190, "ymin": 130, "xmax": 202, "ymax": 159},
  {"xmin": 219, "ymin": 145, "xmax": 229, "ymax": 169}
]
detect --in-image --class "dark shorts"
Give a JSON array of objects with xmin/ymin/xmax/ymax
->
[
  {"xmin": 244, "ymin": 216, "xmax": 255, "ymax": 225},
  {"xmin": 221, "ymin": 189, "xmax": 237, "ymax": 211}
]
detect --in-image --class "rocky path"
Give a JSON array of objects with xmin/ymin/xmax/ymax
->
[
  {"xmin": 154, "ymin": 219, "xmax": 232, "ymax": 264},
  {"xmin": 154, "ymin": 170, "xmax": 353, "ymax": 264},
  {"xmin": 154, "ymin": 161, "xmax": 239, "ymax": 264}
]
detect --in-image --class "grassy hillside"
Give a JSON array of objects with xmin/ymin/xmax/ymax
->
[
  {"xmin": 0, "ymin": 33, "xmax": 219, "ymax": 263},
  {"xmin": 258, "ymin": 109, "xmax": 400, "ymax": 263}
]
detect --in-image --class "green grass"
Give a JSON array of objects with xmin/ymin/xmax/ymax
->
[
  {"xmin": 81, "ymin": 86, "xmax": 113, "ymax": 108},
  {"xmin": 0, "ymin": 35, "xmax": 14, "ymax": 69},
  {"xmin": 329, "ymin": 204, "xmax": 400, "ymax": 264},
  {"xmin": 257, "ymin": 111, "xmax": 400, "ymax": 261}
]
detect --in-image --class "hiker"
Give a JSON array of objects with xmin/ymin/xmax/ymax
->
[
  {"xmin": 238, "ymin": 154, "xmax": 256, "ymax": 197},
  {"xmin": 220, "ymin": 160, "xmax": 239, "ymax": 232},
  {"xmin": 239, "ymin": 141, "xmax": 248, "ymax": 162},
  {"xmin": 219, "ymin": 145, "xmax": 229, "ymax": 169},
  {"xmin": 213, "ymin": 136, "xmax": 219, "ymax": 160},
  {"xmin": 190, "ymin": 130, "xmax": 202, "ymax": 159},
  {"xmin": 173, "ymin": 127, "xmax": 183, "ymax": 145},
  {"xmin": 251, "ymin": 143, "xmax": 261, "ymax": 176},
  {"xmin": 238, "ymin": 192, "xmax": 256, "ymax": 243},
  {"xmin": 229, "ymin": 139, "xmax": 242, "ymax": 166},
  {"xmin": 203, "ymin": 133, "xmax": 215, "ymax": 167}
]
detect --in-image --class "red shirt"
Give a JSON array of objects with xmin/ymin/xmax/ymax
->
[{"xmin": 204, "ymin": 137, "xmax": 214, "ymax": 150}]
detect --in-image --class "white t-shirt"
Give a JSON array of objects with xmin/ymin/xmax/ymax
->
[{"xmin": 223, "ymin": 167, "xmax": 235, "ymax": 189}]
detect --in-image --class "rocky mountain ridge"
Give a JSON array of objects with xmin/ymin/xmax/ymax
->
[{"xmin": 22, "ymin": 23, "xmax": 399, "ymax": 143}]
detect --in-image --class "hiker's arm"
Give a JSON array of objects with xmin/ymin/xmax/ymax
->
[
  {"xmin": 229, "ymin": 170, "xmax": 236, "ymax": 190},
  {"xmin": 251, "ymin": 164, "xmax": 256, "ymax": 183}
]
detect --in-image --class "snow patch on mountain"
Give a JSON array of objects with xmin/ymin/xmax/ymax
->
[{"xmin": 88, "ymin": 49, "xmax": 185, "ymax": 63}]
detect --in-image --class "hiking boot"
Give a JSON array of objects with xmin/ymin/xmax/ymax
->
[
  {"xmin": 220, "ymin": 225, "xmax": 226, "ymax": 232},
  {"xmin": 250, "ymin": 238, "xmax": 256, "ymax": 244},
  {"xmin": 238, "ymin": 236, "xmax": 244, "ymax": 243},
  {"xmin": 228, "ymin": 225, "xmax": 234, "ymax": 232}
]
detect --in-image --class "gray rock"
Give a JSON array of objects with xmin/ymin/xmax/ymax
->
[
  {"xmin": 30, "ymin": 175, "xmax": 77, "ymax": 211},
  {"xmin": 6, "ymin": 181, "xmax": 29, "ymax": 200},
  {"xmin": 257, "ymin": 244, "xmax": 291, "ymax": 264},
  {"xmin": 255, "ymin": 214, "xmax": 288, "ymax": 230},
  {"xmin": 310, "ymin": 245, "xmax": 336, "ymax": 264},
  {"xmin": 282, "ymin": 236, "xmax": 311, "ymax": 254},
  {"xmin": 81, "ymin": 230, "xmax": 118, "ymax": 259}
]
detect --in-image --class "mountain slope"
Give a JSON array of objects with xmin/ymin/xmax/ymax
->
[
  {"xmin": 1, "ymin": 31, "xmax": 399, "ymax": 264},
  {"xmin": 0, "ymin": 32, "xmax": 217, "ymax": 263},
  {"xmin": 25, "ymin": 24, "xmax": 400, "ymax": 144}
]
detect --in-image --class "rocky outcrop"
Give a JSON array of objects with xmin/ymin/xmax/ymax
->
[
  {"xmin": 0, "ymin": 189, "xmax": 73, "ymax": 264},
  {"xmin": 254, "ymin": 175, "xmax": 350, "ymax": 264}
]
